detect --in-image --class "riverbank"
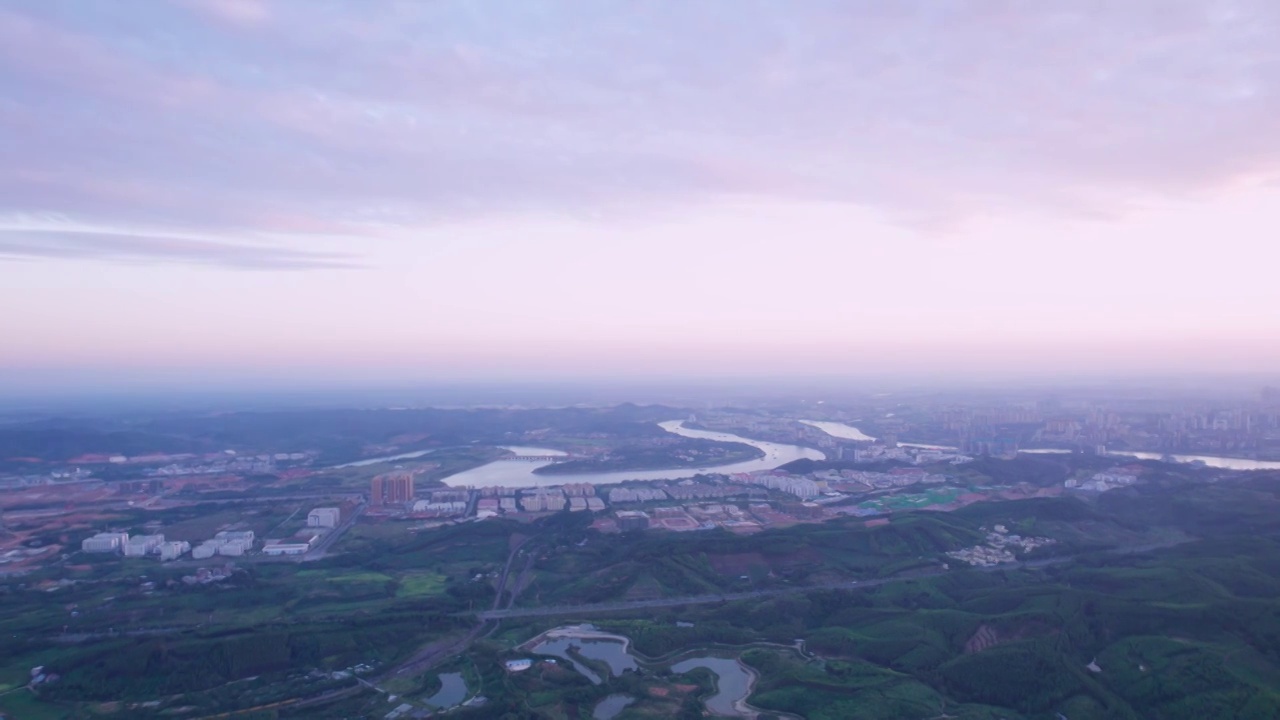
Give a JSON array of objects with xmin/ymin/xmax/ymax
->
[
  {"xmin": 531, "ymin": 443, "xmax": 763, "ymax": 476},
  {"xmin": 440, "ymin": 421, "xmax": 823, "ymax": 488}
]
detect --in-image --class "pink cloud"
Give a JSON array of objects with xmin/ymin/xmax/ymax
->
[{"xmin": 178, "ymin": 0, "xmax": 271, "ymax": 29}]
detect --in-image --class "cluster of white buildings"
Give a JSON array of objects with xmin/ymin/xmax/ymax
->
[
  {"xmin": 193, "ymin": 530, "xmax": 255, "ymax": 559},
  {"xmin": 608, "ymin": 487, "xmax": 669, "ymax": 503},
  {"xmin": 665, "ymin": 482, "xmax": 746, "ymax": 500},
  {"xmin": 848, "ymin": 445, "xmax": 973, "ymax": 465},
  {"xmin": 520, "ymin": 488, "xmax": 567, "ymax": 512},
  {"xmin": 412, "ymin": 499, "xmax": 467, "ymax": 514},
  {"xmin": 81, "ymin": 532, "xmax": 129, "ymax": 553},
  {"xmin": 946, "ymin": 526, "xmax": 1056, "ymax": 567},
  {"xmin": 569, "ymin": 496, "xmax": 606, "ymax": 511},
  {"xmin": 81, "ymin": 532, "xmax": 189, "ymax": 561},
  {"xmin": 1066, "ymin": 470, "xmax": 1139, "ymax": 492},
  {"xmin": 824, "ymin": 468, "xmax": 946, "ymax": 490},
  {"xmin": 732, "ymin": 471, "xmax": 820, "ymax": 499}
]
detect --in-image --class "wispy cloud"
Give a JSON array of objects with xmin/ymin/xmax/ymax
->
[
  {"xmin": 0, "ymin": 227, "xmax": 360, "ymax": 270},
  {"xmin": 1, "ymin": 0, "xmax": 1278, "ymax": 256}
]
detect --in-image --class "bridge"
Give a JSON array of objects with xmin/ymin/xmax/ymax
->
[{"xmin": 496, "ymin": 454, "xmax": 572, "ymax": 462}]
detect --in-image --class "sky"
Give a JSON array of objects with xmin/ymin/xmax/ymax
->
[{"xmin": 2, "ymin": 0, "xmax": 1279, "ymax": 394}]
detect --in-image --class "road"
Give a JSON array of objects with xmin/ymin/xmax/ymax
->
[
  {"xmin": 306, "ymin": 501, "xmax": 365, "ymax": 558},
  {"xmin": 476, "ymin": 538, "xmax": 1191, "ymax": 621},
  {"xmin": 383, "ymin": 532, "xmax": 538, "ymax": 679}
]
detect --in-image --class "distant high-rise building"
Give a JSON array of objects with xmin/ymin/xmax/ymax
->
[{"xmin": 371, "ymin": 473, "xmax": 414, "ymax": 505}]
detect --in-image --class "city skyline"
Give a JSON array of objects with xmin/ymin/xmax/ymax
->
[{"xmin": 3, "ymin": 1, "xmax": 1279, "ymax": 393}]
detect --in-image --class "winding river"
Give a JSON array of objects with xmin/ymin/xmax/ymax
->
[
  {"xmin": 802, "ymin": 420, "xmax": 1279, "ymax": 471},
  {"xmin": 799, "ymin": 419, "xmax": 876, "ymax": 442},
  {"xmin": 330, "ymin": 448, "xmax": 437, "ymax": 468},
  {"xmin": 440, "ymin": 420, "xmax": 824, "ymax": 489},
  {"xmin": 800, "ymin": 420, "xmax": 957, "ymax": 450},
  {"xmin": 1101, "ymin": 450, "xmax": 1280, "ymax": 471}
]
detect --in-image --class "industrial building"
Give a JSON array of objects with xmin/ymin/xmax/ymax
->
[
  {"xmin": 615, "ymin": 510, "xmax": 650, "ymax": 531},
  {"xmin": 192, "ymin": 541, "xmax": 220, "ymax": 560},
  {"xmin": 307, "ymin": 507, "xmax": 341, "ymax": 528},
  {"xmin": 263, "ymin": 542, "xmax": 310, "ymax": 556},
  {"xmin": 158, "ymin": 541, "xmax": 190, "ymax": 561},
  {"xmin": 81, "ymin": 532, "xmax": 130, "ymax": 553},
  {"xmin": 192, "ymin": 530, "xmax": 256, "ymax": 559},
  {"xmin": 123, "ymin": 534, "xmax": 165, "ymax": 557},
  {"xmin": 412, "ymin": 499, "xmax": 466, "ymax": 514}
]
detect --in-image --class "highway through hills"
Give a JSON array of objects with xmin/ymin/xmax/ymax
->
[{"xmin": 475, "ymin": 538, "xmax": 1191, "ymax": 621}]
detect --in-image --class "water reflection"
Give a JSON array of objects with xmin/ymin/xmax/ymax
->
[
  {"xmin": 531, "ymin": 637, "xmax": 638, "ymax": 685},
  {"xmin": 423, "ymin": 672, "xmax": 467, "ymax": 709},
  {"xmin": 671, "ymin": 656, "xmax": 754, "ymax": 716},
  {"xmin": 442, "ymin": 421, "xmax": 823, "ymax": 488}
]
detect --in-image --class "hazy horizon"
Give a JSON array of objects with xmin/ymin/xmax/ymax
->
[{"xmin": 3, "ymin": 1, "xmax": 1278, "ymax": 388}]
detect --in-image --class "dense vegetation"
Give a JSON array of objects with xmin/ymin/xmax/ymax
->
[
  {"xmin": 0, "ymin": 404, "xmax": 684, "ymax": 468},
  {"xmin": 533, "ymin": 438, "xmax": 762, "ymax": 475},
  {"xmin": 5, "ymin": 459, "xmax": 1280, "ymax": 718}
]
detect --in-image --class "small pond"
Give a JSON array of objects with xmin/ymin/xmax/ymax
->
[
  {"xmin": 671, "ymin": 656, "xmax": 753, "ymax": 716},
  {"xmin": 531, "ymin": 637, "xmax": 638, "ymax": 685},
  {"xmin": 423, "ymin": 672, "xmax": 468, "ymax": 709}
]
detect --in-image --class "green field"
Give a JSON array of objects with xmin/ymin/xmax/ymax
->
[
  {"xmin": 397, "ymin": 571, "xmax": 448, "ymax": 598},
  {"xmin": 854, "ymin": 485, "xmax": 969, "ymax": 513}
]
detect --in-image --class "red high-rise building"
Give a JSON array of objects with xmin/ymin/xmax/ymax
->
[{"xmin": 371, "ymin": 472, "xmax": 414, "ymax": 505}]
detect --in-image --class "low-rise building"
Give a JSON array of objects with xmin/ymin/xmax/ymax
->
[
  {"xmin": 412, "ymin": 500, "xmax": 466, "ymax": 514},
  {"xmin": 520, "ymin": 489, "xmax": 566, "ymax": 512},
  {"xmin": 81, "ymin": 532, "xmax": 129, "ymax": 553},
  {"xmin": 307, "ymin": 507, "xmax": 341, "ymax": 528},
  {"xmin": 192, "ymin": 541, "xmax": 220, "ymax": 560},
  {"xmin": 609, "ymin": 487, "xmax": 669, "ymax": 503},
  {"xmin": 616, "ymin": 510, "xmax": 650, "ymax": 531},
  {"xmin": 263, "ymin": 543, "xmax": 310, "ymax": 556},
  {"xmin": 158, "ymin": 541, "xmax": 190, "ymax": 561},
  {"xmin": 123, "ymin": 534, "xmax": 165, "ymax": 557},
  {"xmin": 218, "ymin": 539, "xmax": 252, "ymax": 556}
]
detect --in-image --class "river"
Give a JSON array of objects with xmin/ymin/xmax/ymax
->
[
  {"xmin": 802, "ymin": 422, "xmax": 1277, "ymax": 471},
  {"xmin": 799, "ymin": 419, "xmax": 875, "ymax": 442},
  {"xmin": 1020, "ymin": 447, "xmax": 1280, "ymax": 470},
  {"xmin": 330, "ymin": 448, "xmax": 437, "ymax": 468},
  {"xmin": 1103, "ymin": 450, "xmax": 1280, "ymax": 471},
  {"xmin": 440, "ymin": 421, "xmax": 824, "ymax": 489},
  {"xmin": 800, "ymin": 420, "xmax": 958, "ymax": 451}
]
